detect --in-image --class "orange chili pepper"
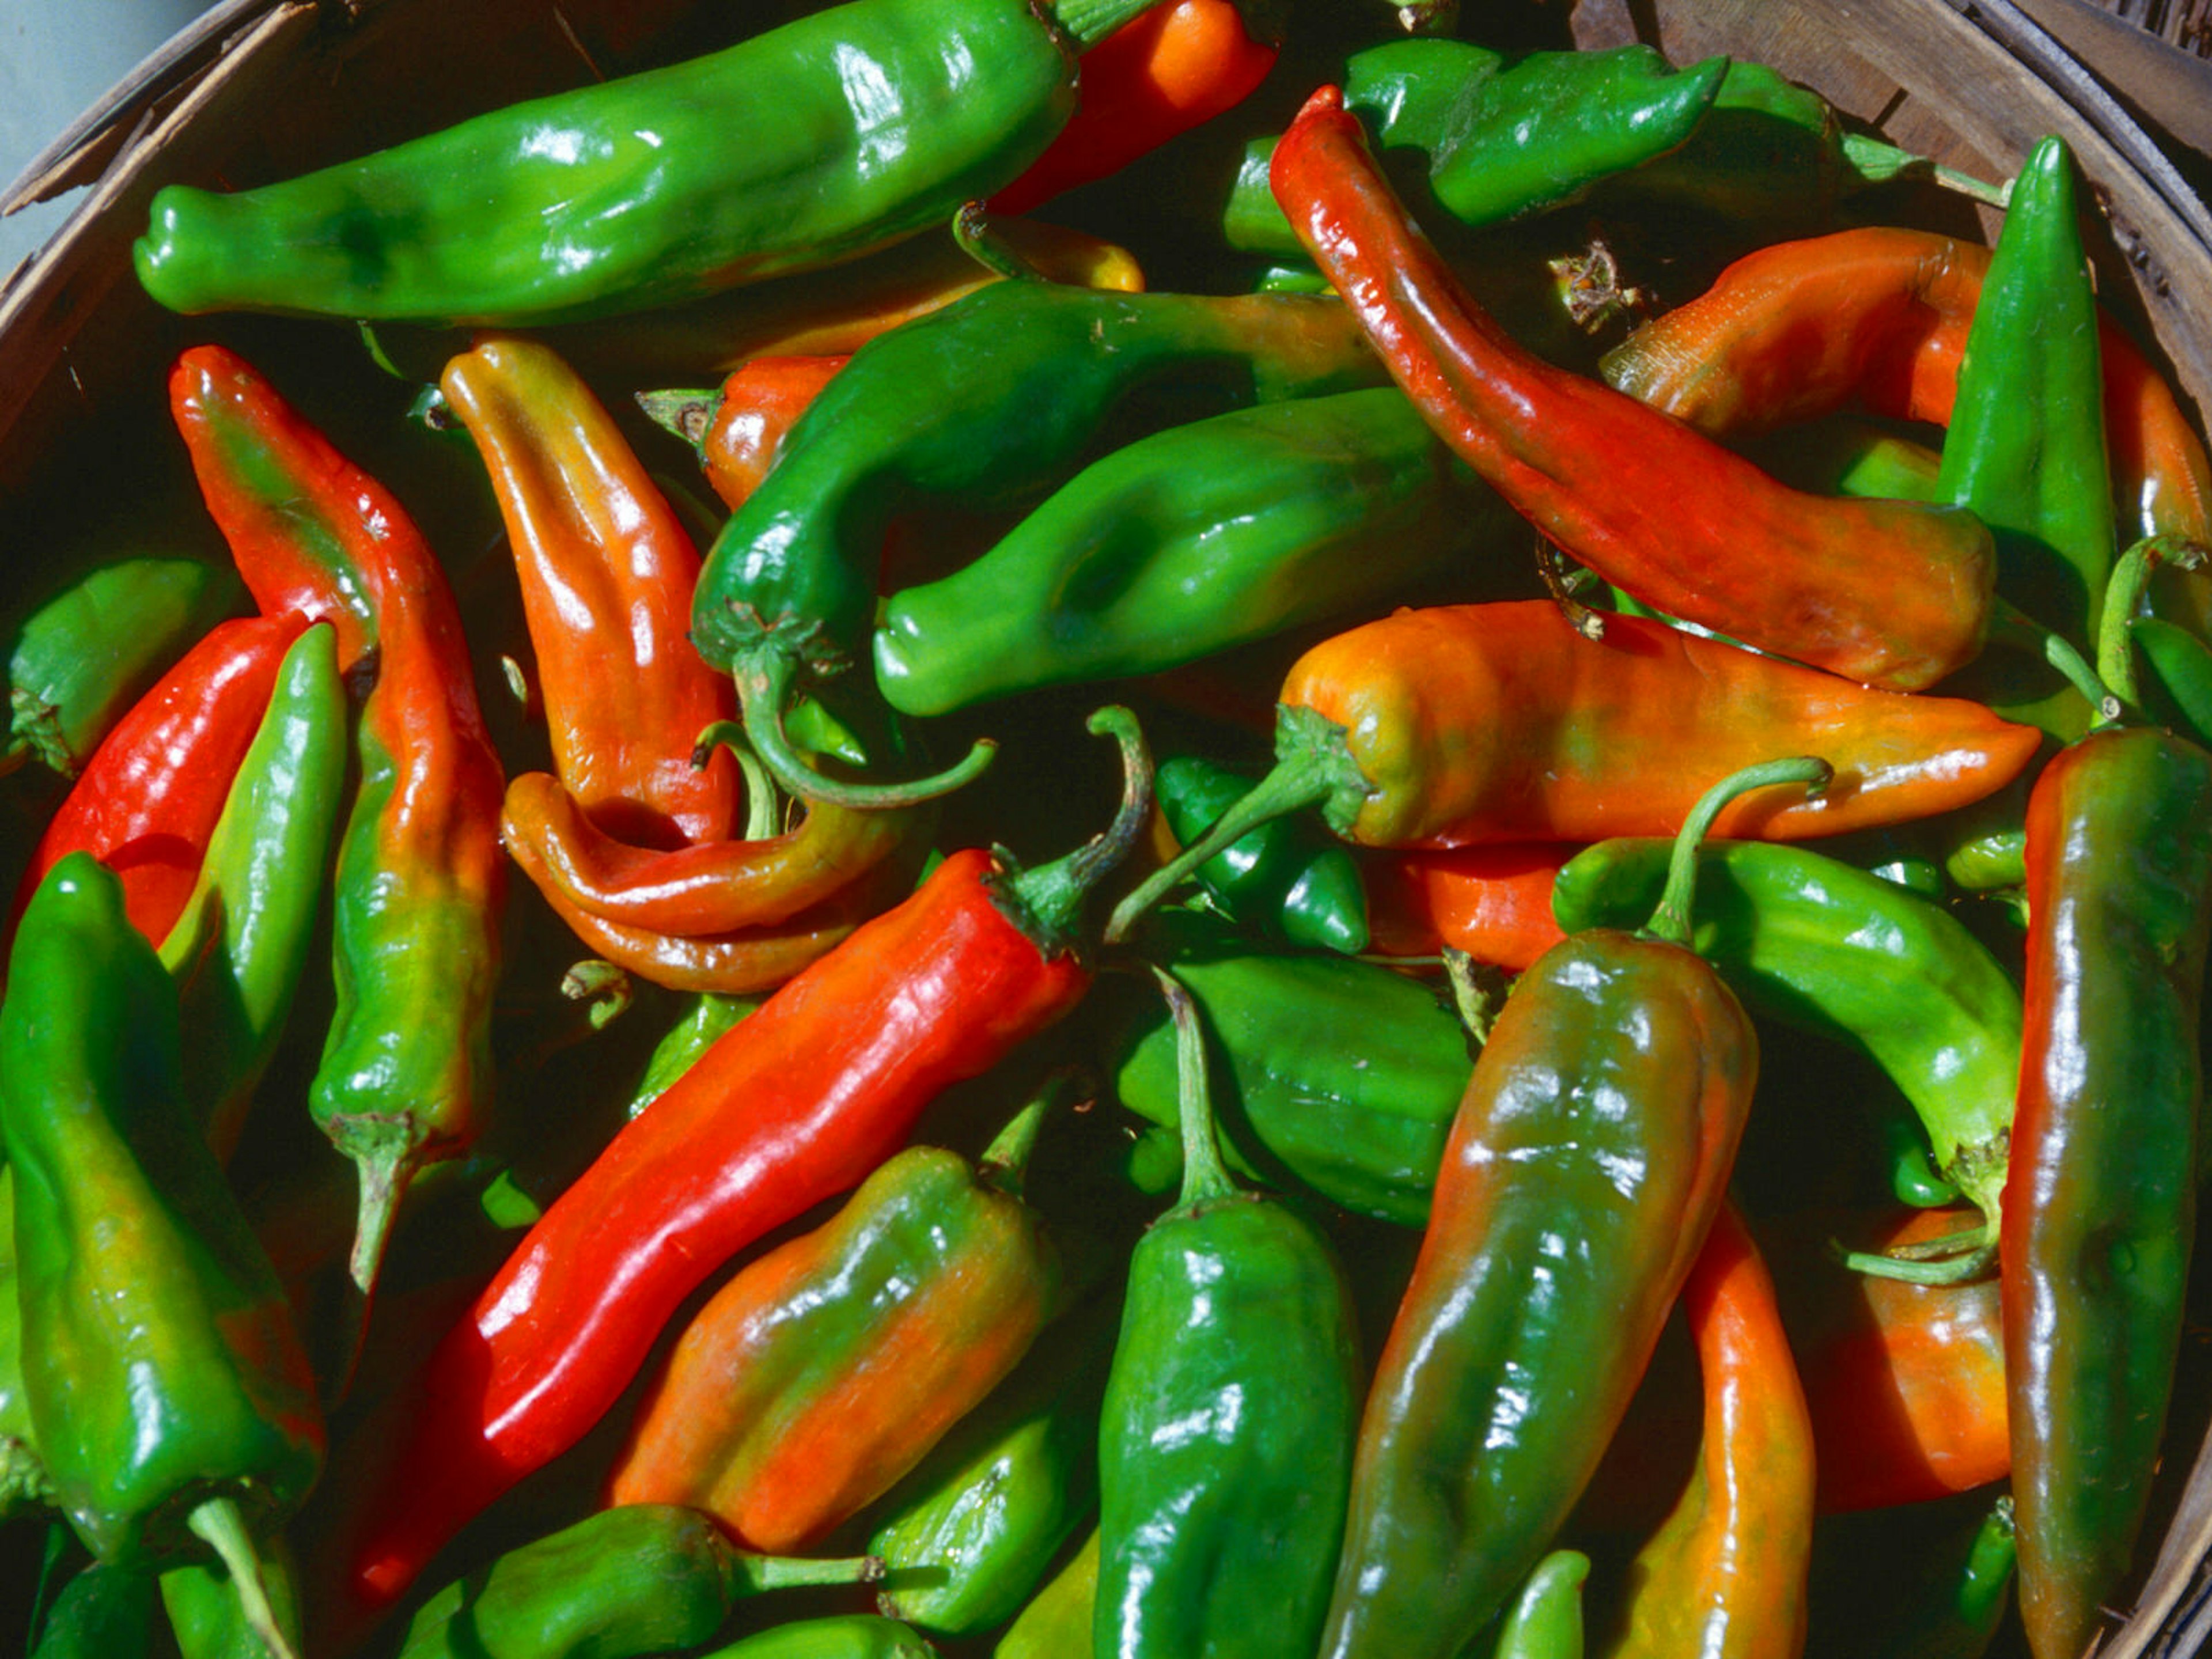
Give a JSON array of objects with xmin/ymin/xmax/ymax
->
[
  {"xmin": 441, "ymin": 337, "xmax": 740, "ymax": 849},
  {"xmin": 695, "ymin": 355, "xmax": 849, "ymax": 510},
  {"xmin": 1365, "ymin": 842, "xmax": 1571, "ymax": 970}
]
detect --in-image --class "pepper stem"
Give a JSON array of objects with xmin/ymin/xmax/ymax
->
[
  {"xmin": 1641, "ymin": 757, "xmax": 1833, "ymax": 948},
  {"xmin": 1153, "ymin": 965, "xmax": 1239, "ymax": 1208},
  {"xmin": 1048, "ymin": 0, "xmax": 1172, "ymax": 52},
  {"xmin": 344, "ymin": 1132, "xmax": 426, "ymax": 1296},
  {"xmin": 1839, "ymin": 131, "xmax": 2011, "ymax": 209},
  {"xmin": 953, "ymin": 200, "xmax": 1046, "ymax": 283},
  {"xmin": 560, "ymin": 960, "xmax": 633, "ymax": 1030},
  {"xmin": 734, "ymin": 647, "xmax": 995, "ymax": 810},
  {"xmin": 694, "ymin": 721, "xmax": 786, "ymax": 840},
  {"xmin": 726, "ymin": 1551, "xmax": 887, "ymax": 1596},
  {"xmin": 634, "ymin": 387, "xmax": 720, "ymax": 454},
  {"xmin": 978, "ymin": 1069, "xmax": 1082, "ymax": 1199},
  {"xmin": 997, "ymin": 706, "xmax": 1153, "ymax": 951},
  {"xmin": 2097, "ymin": 535, "xmax": 2210, "ymax": 712},
  {"xmin": 1987, "ymin": 599, "xmax": 2118, "ymax": 718},
  {"xmin": 187, "ymin": 1498, "xmax": 300, "ymax": 1659}
]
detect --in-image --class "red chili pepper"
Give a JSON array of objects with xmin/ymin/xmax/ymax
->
[
  {"xmin": 695, "ymin": 355, "xmax": 850, "ymax": 512},
  {"xmin": 1365, "ymin": 843, "xmax": 1571, "ymax": 971},
  {"xmin": 988, "ymin": 0, "xmax": 1278, "ymax": 217},
  {"xmin": 14, "ymin": 612, "xmax": 306, "ymax": 944},
  {"xmin": 1267, "ymin": 86, "xmax": 1998, "ymax": 694},
  {"xmin": 339, "ymin": 710, "xmax": 1150, "ymax": 1616}
]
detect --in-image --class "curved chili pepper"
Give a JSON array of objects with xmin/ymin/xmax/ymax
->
[
  {"xmin": 991, "ymin": 0, "xmax": 1277, "ymax": 217},
  {"xmin": 137, "ymin": 0, "xmax": 1175, "ymax": 324},
  {"xmin": 1108, "ymin": 600, "xmax": 2041, "ymax": 941},
  {"xmin": 1365, "ymin": 842, "xmax": 1570, "ymax": 971},
  {"xmin": 1495, "ymin": 1553, "xmax": 1590, "ymax": 1659},
  {"xmin": 608, "ymin": 1086, "xmax": 1065, "ymax": 1549},
  {"xmin": 995, "ymin": 1529, "xmax": 1097, "ymax": 1659},
  {"xmin": 623, "ymin": 994, "xmax": 757, "ymax": 1119},
  {"xmin": 641, "ymin": 355, "xmax": 849, "ymax": 512},
  {"xmin": 340, "ymin": 709, "xmax": 1149, "ymax": 1616},
  {"xmin": 441, "ymin": 336, "xmax": 739, "ymax": 849},
  {"xmin": 14, "ymin": 611, "xmax": 304, "ymax": 946},
  {"xmin": 171, "ymin": 343, "xmax": 508, "ymax": 1296},
  {"xmin": 1156, "ymin": 752, "xmax": 1370, "ymax": 953},
  {"xmin": 1316, "ymin": 759, "xmax": 1810, "ymax": 1659},
  {"xmin": 1269, "ymin": 84, "xmax": 1998, "ymax": 694},
  {"xmin": 1599, "ymin": 1202, "xmax": 1814, "ymax": 1659}
]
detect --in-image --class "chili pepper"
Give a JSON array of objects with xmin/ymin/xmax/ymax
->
[
  {"xmin": 1094, "ymin": 964, "xmax": 1361, "ymax": 1659},
  {"xmin": 2133, "ymin": 612, "xmax": 2212, "ymax": 749},
  {"xmin": 392, "ymin": 1505, "xmax": 881, "ymax": 1659},
  {"xmin": 994, "ymin": 1529, "xmax": 1096, "ymax": 1659},
  {"xmin": 639, "ymin": 356, "xmax": 850, "ymax": 513},
  {"xmin": 992, "ymin": 0, "xmax": 1277, "ymax": 215},
  {"xmin": 154, "ymin": 622, "xmax": 347, "ymax": 1162},
  {"xmin": 867, "ymin": 1293, "xmax": 1115, "ymax": 1637},
  {"xmin": 1154, "ymin": 751, "xmax": 1370, "ymax": 953},
  {"xmin": 342, "ymin": 709, "xmax": 1148, "ymax": 1613},
  {"xmin": 1890, "ymin": 1499, "xmax": 2017, "ymax": 1659},
  {"xmin": 161, "ymin": 1539, "xmax": 305, "ymax": 1659},
  {"xmin": 171, "ymin": 343, "xmax": 508, "ymax": 1296},
  {"xmin": 1223, "ymin": 40, "xmax": 1729, "ymax": 256},
  {"xmin": 3, "ymin": 555, "xmax": 244, "ymax": 778},
  {"xmin": 1, "ymin": 854, "xmax": 322, "ymax": 1659},
  {"xmin": 607, "ymin": 1084, "xmax": 1066, "ymax": 1550},
  {"xmin": 1599, "ymin": 1202, "xmax": 1814, "ymax": 1659},
  {"xmin": 691, "ymin": 280, "xmax": 1387, "ymax": 808},
  {"xmin": 26, "ymin": 1558, "xmax": 160, "ymax": 1658},
  {"xmin": 2002, "ymin": 549, "xmax": 2212, "ymax": 1659},
  {"xmin": 701, "ymin": 1615, "xmax": 940, "ymax": 1659},
  {"xmin": 872, "ymin": 383, "xmax": 1509, "ymax": 719},
  {"xmin": 1107, "ymin": 908, "xmax": 1468, "ymax": 1225},
  {"xmin": 1316, "ymin": 758, "xmax": 1812, "ymax": 1659},
  {"xmin": 622, "ymin": 993, "xmax": 758, "ymax": 1119},
  {"xmin": 135, "ymin": 0, "xmax": 1181, "ymax": 324},
  {"xmin": 1495, "ymin": 1552, "xmax": 1590, "ymax": 1659},
  {"xmin": 1549, "ymin": 831, "xmax": 2022, "ymax": 1279},
  {"xmin": 1108, "ymin": 600, "xmax": 2041, "ymax": 942},
  {"xmin": 0, "ymin": 1177, "xmax": 52, "ymax": 1522},
  {"xmin": 1365, "ymin": 842, "xmax": 1570, "ymax": 970},
  {"xmin": 14, "ymin": 611, "xmax": 306, "ymax": 945},
  {"xmin": 441, "ymin": 336, "xmax": 740, "ymax": 849},
  {"xmin": 1271, "ymin": 85, "xmax": 1998, "ymax": 696},
  {"xmin": 1760, "ymin": 415, "xmax": 1943, "ymax": 505}
]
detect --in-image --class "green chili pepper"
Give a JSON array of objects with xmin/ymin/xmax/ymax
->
[
  {"xmin": 161, "ymin": 1537, "xmax": 306, "ymax": 1659},
  {"xmin": 1550, "ymin": 834, "xmax": 2021, "ymax": 1280},
  {"xmin": 1106, "ymin": 908, "xmax": 1471, "ymax": 1226},
  {"xmin": 2133, "ymin": 612, "xmax": 2212, "ymax": 749},
  {"xmin": 3, "ymin": 556, "xmax": 243, "ymax": 778},
  {"xmin": 27, "ymin": 1558, "xmax": 160, "ymax": 1658},
  {"xmin": 868, "ymin": 1296, "xmax": 1115, "ymax": 1637},
  {"xmin": 0, "ymin": 854, "xmax": 321, "ymax": 1659},
  {"xmin": 872, "ymin": 385, "xmax": 1508, "ymax": 721},
  {"xmin": 135, "ymin": 0, "xmax": 1170, "ymax": 324},
  {"xmin": 1222, "ymin": 40, "xmax": 1729, "ymax": 256},
  {"xmin": 1154, "ymin": 752, "xmax": 1371, "ymax": 954},
  {"xmin": 0, "ymin": 1174, "xmax": 53, "ymax": 1522},
  {"xmin": 393, "ymin": 1505, "xmax": 884, "ymax": 1659},
  {"xmin": 1753, "ymin": 416, "xmax": 1942, "ymax": 505},
  {"xmin": 154, "ymin": 622, "xmax": 348, "ymax": 1162},
  {"xmin": 1892, "ymin": 1498, "xmax": 2017, "ymax": 1659},
  {"xmin": 994, "ymin": 1529, "xmax": 1096, "ymax": 1659},
  {"xmin": 690, "ymin": 281, "xmax": 1388, "ymax": 808},
  {"xmin": 700, "ymin": 1615, "xmax": 939, "ymax": 1659},
  {"xmin": 1094, "ymin": 965, "xmax": 1362, "ymax": 1659},
  {"xmin": 623, "ymin": 992, "xmax": 760, "ymax": 1119},
  {"xmin": 1492, "ymin": 1551, "xmax": 1589, "ymax": 1659}
]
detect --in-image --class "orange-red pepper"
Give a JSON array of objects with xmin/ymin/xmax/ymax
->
[
  {"xmin": 696, "ymin": 355, "xmax": 850, "ymax": 511},
  {"xmin": 1365, "ymin": 842, "xmax": 1572, "ymax": 970},
  {"xmin": 1267, "ymin": 85, "xmax": 1998, "ymax": 695}
]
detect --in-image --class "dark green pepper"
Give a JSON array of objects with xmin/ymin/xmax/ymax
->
[
  {"xmin": 622, "ymin": 992, "xmax": 759, "ymax": 1119},
  {"xmin": 392, "ymin": 1505, "xmax": 882, "ymax": 1659},
  {"xmin": 701, "ymin": 1615, "xmax": 938, "ymax": 1658},
  {"xmin": 690, "ymin": 281, "xmax": 1388, "ymax": 808},
  {"xmin": 27, "ymin": 1556, "xmax": 160, "ymax": 1659},
  {"xmin": 2133, "ymin": 609, "xmax": 2212, "ymax": 750},
  {"xmin": 1107, "ymin": 908, "xmax": 1471, "ymax": 1226},
  {"xmin": 1094, "ymin": 967, "xmax": 1362, "ymax": 1659},
  {"xmin": 1156, "ymin": 752, "xmax": 1371, "ymax": 955},
  {"xmin": 871, "ymin": 385, "xmax": 1509, "ymax": 721},
  {"xmin": 994, "ymin": 1529, "xmax": 1096, "ymax": 1659}
]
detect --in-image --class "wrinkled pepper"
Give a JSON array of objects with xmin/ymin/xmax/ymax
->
[
  {"xmin": 342, "ymin": 710, "xmax": 1148, "ymax": 1613},
  {"xmin": 1093, "ymin": 965, "xmax": 1362, "ymax": 1659},
  {"xmin": 1315, "ymin": 759, "xmax": 1807, "ymax": 1659},
  {"xmin": 171, "ymin": 343, "xmax": 508, "ymax": 1294},
  {"xmin": 137, "ymin": 0, "xmax": 1171, "ymax": 324},
  {"xmin": 1155, "ymin": 751, "xmax": 1370, "ymax": 953},
  {"xmin": 1270, "ymin": 83, "xmax": 1999, "ymax": 694}
]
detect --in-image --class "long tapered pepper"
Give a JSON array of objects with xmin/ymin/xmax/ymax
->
[
  {"xmin": 170, "ymin": 343, "xmax": 507, "ymax": 1295},
  {"xmin": 1268, "ymin": 84, "xmax": 1998, "ymax": 694},
  {"xmin": 342, "ymin": 709, "xmax": 1150, "ymax": 1614},
  {"xmin": 15, "ymin": 612, "xmax": 306, "ymax": 945},
  {"xmin": 1315, "ymin": 759, "xmax": 1810, "ymax": 1659},
  {"xmin": 441, "ymin": 336, "xmax": 739, "ymax": 849}
]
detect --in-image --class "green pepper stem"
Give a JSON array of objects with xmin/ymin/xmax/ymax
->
[
  {"xmin": 694, "ymin": 721, "xmax": 786, "ymax": 841},
  {"xmin": 1838, "ymin": 1230, "xmax": 1997, "ymax": 1286},
  {"xmin": 1049, "ymin": 0, "xmax": 1171, "ymax": 52},
  {"xmin": 633, "ymin": 387, "xmax": 721, "ymax": 453},
  {"xmin": 734, "ymin": 648, "xmax": 995, "ymax": 811},
  {"xmin": 1153, "ymin": 965, "xmax": 1239, "ymax": 1208},
  {"xmin": 346, "ymin": 1133, "xmax": 425, "ymax": 1296},
  {"xmin": 979, "ymin": 1069, "xmax": 1083, "ymax": 1198},
  {"xmin": 560, "ymin": 960, "xmax": 634, "ymax": 1030},
  {"xmin": 953, "ymin": 200, "xmax": 1046, "ymax": 283},
  {"xmin": 1642, "ymin": 757, "xmax": 1833, "ymax": 948},
  {"xmin": 1839, "ymin": 131, "xmax": 2011, "ymax": 209},
  {"xmin": 2097, "ymin": 535, "xmax": 2210, "ymax": 710},
  {"xmin": 187, "ymin": 1498, "xmax": 300, "ymax": 1659},
  {"xmin": 998, "ymin": 706, "xmax": 1153, "ymax": 950},
  {"xmin": 1987, "ymin": 599, "xmax": 2118, "ymax": 718},
  {"xmin": 726, "ymin": 1551, "xmax": 887, "ymax": 1595}
]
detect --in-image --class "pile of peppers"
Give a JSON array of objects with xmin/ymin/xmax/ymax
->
[{"xmin": 5, "ymin": 0, "xmax": 2212, "ymax": 1655}]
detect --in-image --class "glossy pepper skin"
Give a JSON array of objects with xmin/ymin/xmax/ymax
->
[
  {"xmin": 1496, "ymin": 1552, "xmax": 1590, "ymax": 1658},
  {"xmin": 607, "ymin": 1096, "xmax": 1063, "ymax": 1550},
  {"xmin": 681, "ymin": 355, "xmax": 850, "ymax": 511},
  {"xmin": 701, "ymin": 1616, "xmax": 940, "ymax": 1659},
  {"xmin": 1156, "ymin": 752, "xmax": 1370, "ymax": 953},
  {"xmin": 131, "ymin": 0, "xmax": 1178, "ymax": 324},
  {"xmin": 2, "ymin": 555, "xmax": 244, "ymax": 778},
  {"xmin": 441, "ymin": 336, "xmax": 740, "ymax": 848},
  {"xmin": 343, "ymin": 712, "xmax": 1149, "ymax": 1613},
  {"xmin": 15, "ymin": 611, "xmax": 306, "ymax": 944},
  {"xmin": 1270, "ymin": 84, "xmax": 1997, "ymax": 694},
  {"xmin": 995, "ymin": 1529, "xmax": 1096, "ymax": 1658},
  {"xmin": 171, "ymin": 343, "xmax": 508, "ymax": 1294},
  {"xmin": 1, "ymin": 857, "xmax": 323, "ymax": 1633},
  {"xmin": 2003, "ymin": 724, "xmax": 2212, "ymax": 1659},
  {"xmin": 393, "ymin": 1504, "xmax": 880, "ymax": 1659},
  {"xmin": 1093, "ymin": 967, "xmax": 1362, "ymax": 1659},
  {"xmin": 161, "ymin": 1541, "xmax": 306, "ymax": 1659},
  {"xmin": 872, "ymin": 384, "xmax": 1507, "ymax": 718},
  {"xmin": 1366, "ymin": 842, "xmax": 1569, "ymax": 971},
  {"xmin": 1599, "ymin": 1203, "xmax": 1814, "ymax": 1659}
]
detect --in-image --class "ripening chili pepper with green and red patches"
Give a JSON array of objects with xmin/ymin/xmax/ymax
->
[{"xmin": 169, "ymin": 343, "xmax": 507, "ymax": 1296}]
